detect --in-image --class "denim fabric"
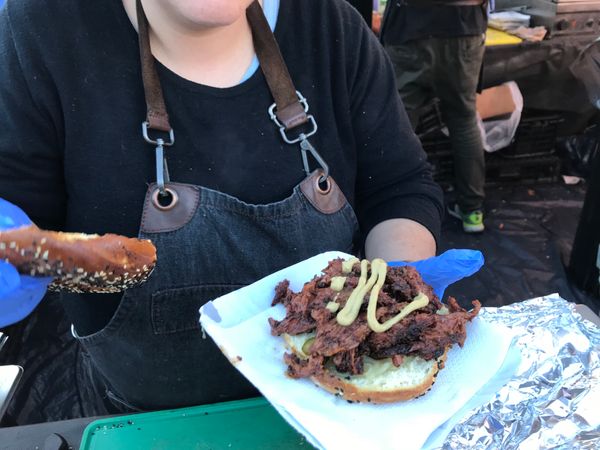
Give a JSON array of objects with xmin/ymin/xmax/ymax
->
[
  {"xmin": 74, "ymin": 179, "xmax": 358, "ymax": 413},
  {"xmin": 385, "ymin": 35, "xmax": 486, "ymax": 212}
]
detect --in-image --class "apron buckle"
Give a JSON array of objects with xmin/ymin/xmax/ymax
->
[
  {"xmin": 154, "ymin": 140, "xmax": 170, "ymax": 194},
  {"xmin": 276, "ymin": 115, "xmax": 318, "ymax": 145},
  {"xmin": 268, "ymin": 91, "xmax": 317, "ymax": 145},
  {"xmin": 268, "ymin": 90, "xmax": 309, "ymax": 126},
  {"xmin": 141, "ymin": 122, "xmax": 175, "ymax": 197},
  {"xmin": 268, "ymin": 91, "xmax": 329, "ymax": 183},
  {"xmin": 300, "ymin": 137, "xmax": 329, "ymax": 182},
  {"xmin": 142, "ymin": 121, "xmax": 175, "ymax": 147}
]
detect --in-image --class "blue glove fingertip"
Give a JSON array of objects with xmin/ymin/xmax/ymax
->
[
  {"xmin": 0, "ymin": 263, "xmax": 52, "ymax": 328},
  {"xmin": 0, "ymin": 199, "xmax": 50, "ymax": 327},
  {"xmin": 0, "ymin": 197, "xmax": 32, "ymax": 231},
  {"xmin": 389, "ymin": 249, "xmax": 484, "ymax": 300},
  {"xmin": 0, "ymin": 260, "xmax": 21, "ymax": 294}
]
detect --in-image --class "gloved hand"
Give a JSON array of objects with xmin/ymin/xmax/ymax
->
[
  {"xmin": 0, "ymin": 198, "xmax": 53, "ymax": 328},
  {"xmin": 389, "ymin": 249, "xmax": 484, "ymax": 299}
]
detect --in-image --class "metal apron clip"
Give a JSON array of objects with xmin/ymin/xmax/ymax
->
[
  {"xmin": 142, "ymin": 122, "xmax": 178, "ymax": 210},
  {"xmin": 299, "ymin": 137, "xmax": 329, "ymax": 180},
  {"xmin": 268, "ymin": 91, "xmax": 329, "ymax": 183}
]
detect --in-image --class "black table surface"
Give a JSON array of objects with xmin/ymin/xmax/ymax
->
[
  {"xmin": 0, "ymin": 414, "xmax": 104, "ymax": 450},
  {"xmin": 483, "ymin": 34, "xmax": 598, "ymax": 116}
]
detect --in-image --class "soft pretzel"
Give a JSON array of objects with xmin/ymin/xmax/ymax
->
[{"xmin": 0, "ymin": 224, "xmax": 156, "ymax": 293}]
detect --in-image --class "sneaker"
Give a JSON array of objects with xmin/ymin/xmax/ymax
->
[{"xmin": 448, "ymin": 204, "xmax": 485, "ymax": 233}]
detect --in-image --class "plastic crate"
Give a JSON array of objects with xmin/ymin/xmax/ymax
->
[
  {"xmin": 501, "ymin": 113, "xmax": 564, "ymax": 159},
  {"xmin": 421, "ymin": 111, "xmax": 564, "ymax": 185},
  {"xmin": 423, "ymin": 141, "xmax": 561, "ymax": 186},
  {"xmin": 422, "ymin": 133, "xmax": 453, "ymax": 183},
  {"xmin": 485, "ymin": 153, "xmax": 561, "ymax": 185},
  {"xmin": 415, "ymin": 100, "xmax": 444, "ymax": 139},
  {"xmin": 426, "ymin": 155, "xmax": 454, "ymax": 182},
  {"xmin": 420, "ymin": 109, "xmax": 563, "ymax": 158},
  {"xmin": 422, "ymin": 133, "xmax": 451, "ymax": 155}
]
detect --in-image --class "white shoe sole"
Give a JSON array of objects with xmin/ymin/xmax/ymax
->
[{"xmin": 463, "ymin": 223, "xmax": 485, "ymax": 233}]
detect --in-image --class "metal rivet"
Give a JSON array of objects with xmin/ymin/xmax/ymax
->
[{"xmin": 151, "ymin": 187, "xmax": 179, "ymax": 211}]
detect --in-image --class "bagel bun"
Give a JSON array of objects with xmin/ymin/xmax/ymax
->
[
  {"xmin": 0, "ymin": 224, "xmax": 157, "ymax": 293},
  {"xmin": 283, "ymin": 333, "xmax": 447, "ymax": 403}
]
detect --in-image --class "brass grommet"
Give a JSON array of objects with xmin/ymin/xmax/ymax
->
[
  {"xmin": 152, "ymin": 187, "xmax": 179, "ymax": 211},
  {"xmin": 316, "ymin": 176, "xmax": 331, "ymax": 195}
]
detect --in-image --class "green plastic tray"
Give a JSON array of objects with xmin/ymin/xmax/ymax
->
[{"xmin": 79, "ymin": 397, "xmax": 310, "ymax": 450}]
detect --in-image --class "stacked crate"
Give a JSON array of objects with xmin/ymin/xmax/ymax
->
[{"xmin": 418, "ymin": 107, "xmax": 563, "ymax": 185}]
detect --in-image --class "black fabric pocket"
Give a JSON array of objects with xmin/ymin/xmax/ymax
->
[
  {"xmin": 459, "ymin": 34, "xmax": 486, "ymax": 61},
  {"xmin": 151, "ymin": 284, "xmax": 245, "ymax": 335}
]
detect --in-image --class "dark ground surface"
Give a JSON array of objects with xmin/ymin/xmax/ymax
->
[
  {"xmin": 0, "ymin": 178, "xmax": 598, "ymax": 426},
  {"xmin": 441, "ymin": 181, "xmax": 598, "ymax": 312}
]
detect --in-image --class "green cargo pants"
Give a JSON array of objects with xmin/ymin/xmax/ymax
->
[{"xmin": 385, "ymin": 35, "xmax": 486, "ymax": 212}]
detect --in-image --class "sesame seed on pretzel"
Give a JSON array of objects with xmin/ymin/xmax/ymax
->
[{"xmin": 0, "ymin": 224, "xmax": 156, "ymax": 293}]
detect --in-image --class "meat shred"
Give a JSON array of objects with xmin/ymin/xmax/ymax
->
[{"xmin": 269, "ymin": 258, "xmax": 480, "ymax": 379}]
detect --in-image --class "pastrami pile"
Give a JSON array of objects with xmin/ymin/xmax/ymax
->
[{"xmin": 269, "ymin": 258, "xmax": 481, "ymax": 379}]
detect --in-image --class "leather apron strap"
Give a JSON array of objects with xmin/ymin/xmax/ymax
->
[
  {"xmin": 135, "ymin": 0, "xmax": 308, "ymax": 135},
  {"xmin": 246, "ymin": 2, "xmax": 308, "ymax": 130},
  {"xmin": 135, "ymin": 0, "xmax": 171, "ymax": 132}
]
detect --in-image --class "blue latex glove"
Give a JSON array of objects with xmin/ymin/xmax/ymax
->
[
  {"xmin": 389, "ymin": 249, "xmax": 484, "ymax": 300},
  {"xmin": 0, "ymin": 198, "xmax": 53, "ymax": 328}
]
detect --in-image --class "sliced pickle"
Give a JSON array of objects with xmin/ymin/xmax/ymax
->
[{"xmin": 302, "ymin": 337, "xmax": 316, "ymax": 355}]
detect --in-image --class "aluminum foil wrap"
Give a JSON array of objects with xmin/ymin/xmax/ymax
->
[{"xmin": 442, "ymin": 294, "xmax": 600, "ymax": 449}]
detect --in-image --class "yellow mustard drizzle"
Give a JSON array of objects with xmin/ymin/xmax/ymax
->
[
  {"xmin": 326, "ymin": 301, "xmax": 340, "ymax": 313},
  {"xmin": 334, "ymin": 257, "xmax": 430, "ymax": 332},
  {"xmin": 330, "ymin": 276, "xmax": 346, "ymax": 292},
  {"xmin": 368, "ymin": 292, "xmax": 429, "ymax": 333},
  {"xmin": 341, "ymin": 257, "xmax": 359, "ymax": 274},
  {"xmin": 336, "ymin": 259, "xmax": 376, "ymax": 326},
  {"xmin": 436, "ymin": 305, "xmax": 449, "ymax": 315}
]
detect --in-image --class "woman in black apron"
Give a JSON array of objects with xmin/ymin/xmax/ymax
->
[
  {"xmin": 0, "ymin": 0, "xmax": 441, "ymax": 418},
  {"xmin": 76, "ymin": 0, "xmax": 362, "ymax": 413}
]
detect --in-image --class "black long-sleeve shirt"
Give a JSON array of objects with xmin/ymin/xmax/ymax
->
[
  {"xmin": 0, "ymin": 0, "xmax": 443, "ymax": 334},
  {"xmin": 381, "ymin": 3, "xmax": 487, "ymax": 45}
]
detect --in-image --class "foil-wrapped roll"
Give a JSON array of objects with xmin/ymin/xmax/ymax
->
[{"xmin": 442, "ymin": 294, "xmax": 600, "ymax": 449}]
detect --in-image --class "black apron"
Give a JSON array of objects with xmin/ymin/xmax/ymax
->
[{"xmin": 73, "ymin": 0, "xmax": 359, "ymax": 414}]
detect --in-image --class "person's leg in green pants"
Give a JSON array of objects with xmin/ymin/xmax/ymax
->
[
  {"xmin": 386, "ymin": 35, "xmax": 486, "ymax": 233},
  {"xmin": 385, "ymin": 40, "xmax": 434, "ymax": 129},
  {"xmin": 433, "ymin": 35, "xmax": 486, "ymax": 232}
]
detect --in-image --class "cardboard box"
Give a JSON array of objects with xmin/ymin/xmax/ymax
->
[{"xmin": 476, "ymin": 84, "xmax": 517, "ymax": 120}]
